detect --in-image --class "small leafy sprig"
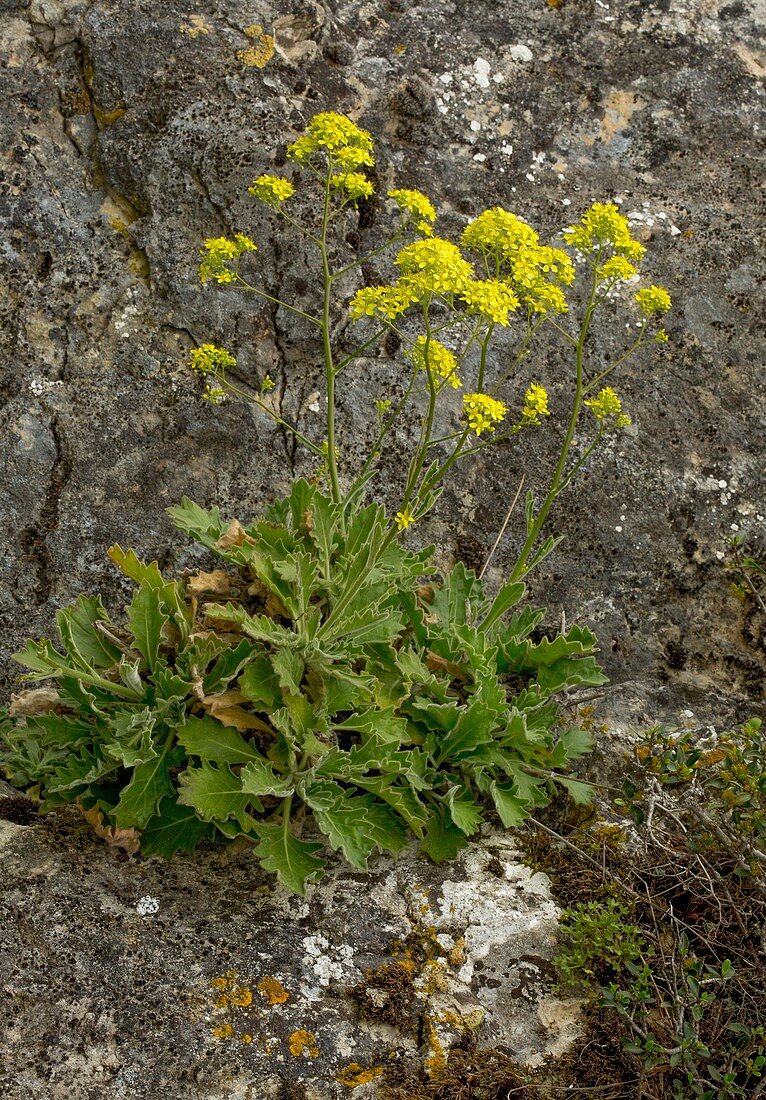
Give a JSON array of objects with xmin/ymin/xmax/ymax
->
[{"xmin": 0, "ymin": 481, "xmax": 601, "ymax": 894}]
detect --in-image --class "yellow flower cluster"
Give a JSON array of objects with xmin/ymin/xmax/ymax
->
[
  {"xmin": 287, "ymin": 111, "xmax": 374, "ymax": 169},
  {"xmin": 249, "ymin": 175, "xmax": 295, "ymax": 205},
  {"xmin": 395, "ymin": 510, "xmax": 414, "ymax": 530},
  {"xmin": 199, "ymin": 234, "xmax": 256, "ymax": 284},
  {"xmin": 394, "ymin": 238, "xmax": 473, "ymax": 295},
  {"xmin": 461, "ymin": 279, "xmax": 520, "ymax": 325},
  {"xmin": 563, "ymin": 202, "xmax": 645, "ymax": 261},
  {"xmin": 462, "ymin": 207, "xmax": 538, "ymax": 260},
  {"xmin": 462, "ymin": 208, "xmax": 573, "ymax": 314},
  {"xmin": 635, "ymin": 285, "xmax": 672, "ymax": 315},
  {"xmin": 189, "ymin": 343, "xmax": 237, "ymax": 376},
  {"xmin": 585, "ymin": 386, "xmax": 631, "ymax": 426},
  {"xmin": 598, "ymin": 256, "xmax": 638, "ymax": 282},
  {"xmin": 189, "ymin": 345, "xmax": 234, "ymax": 404},
  {"xmin": 522, "ymin": 383, "xmax": 550, "ymax": 425},
  {"xmin": 330, "ymin": 172, "xmax": 374, "ymax": 200},
  {"xmin": 388, "ymin": 188, "xmax": 436, "ymax": 235},
  {"xmin": 462, "ymin": 392, "xmax": 508, "ymax": 435},
  {"xmin": 408, "ymin": 336, "xmax": 462, "ymax": 388},
  {"xmin": 349, "ymin": 283, "xmax": 418, "ymax": 321}
]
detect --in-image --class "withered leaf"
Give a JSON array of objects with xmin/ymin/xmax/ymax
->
[
  {"xmin": 202, "ymin": 690, "xmax": 273, "ymax": 733},
  {"xmin": 216, "ymin": 519, "xmax": 249, "ymax": 550},
  {"xmin": 186, "ymin": 570, "xmax": 236, "ymax": 597},
  {"xmin": 8, "ymin": 687, "xmax": 62, "ymax": 718},
  {"xmin": 81, "ymin": 803, "xmax": 141, "ymax": 855}
]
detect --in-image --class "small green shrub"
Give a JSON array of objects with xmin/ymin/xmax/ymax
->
[
  {"xmin": 555, "ymin": 897, "xmax": 649, "ymax": 986},
  {"xmin": 0, "ymin": 481, "xmax": 601, "ymax": 893}
]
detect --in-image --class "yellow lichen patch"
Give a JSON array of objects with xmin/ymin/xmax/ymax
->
[
  {"xmin": 210, "ymin": 971, "xmax": 253, "ymax": 1008},
  {"xmin": 241, "ymin": 1033, "xmax": 253, "ymax": 1045},
  {"xmin": 423, "ymin": 1015, "xmax": 447, "ymax": 1074},
  {"xmin": 212, "ymin": 1022, "xmax": 234, "ymax": 1040},
  {"xmin": 288, "ymin": 1029, "xmax": 319, "ymax": 1058},
  {"xmin": 257, "ymin": 976, "xmax": 289, "ymax": 1005},
  {"xmin": 180, "ymin": 14, "xmax": 212, "ymax": 37},
  {"xmin": 237, "ymin": 24, "xmax": 275, "ymax": 67},
  {"xmin": 337, "ymin": 1063, "xmax": 384, "ymax": 1088}
]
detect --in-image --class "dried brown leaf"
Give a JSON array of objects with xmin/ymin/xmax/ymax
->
[
  {"xmin": 8, "ymin": 687, "xmax": 62, "ymax": 718},
  {"xmin": 186, "ymin": 570, "xmax": 236, "ymax": 597},
  {"xmin": 202, "ymin": 691, "xmax": 273, "ymax": 733},
  {"xmin": 81, "ymin": 803, "xmax": 141, "ymax": 855},
  {"xmin": 217, "ymin": 519, "xmax": 249, "ymax": 550}
]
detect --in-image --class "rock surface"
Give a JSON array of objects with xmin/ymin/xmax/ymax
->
[
  {"xmin": 1, "ymin": 0, "xmax": 765, "ymax": 1095},
  {"xmin": 0, "ymin": 811, "xmax": 577, "ymax": 1099}
]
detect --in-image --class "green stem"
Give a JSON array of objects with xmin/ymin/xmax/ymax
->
[
  {"xmin": 508, "ymin": 253, "xmax": 603, "ymax": 583},
  {"xmin": 235, "ymin": 277, "xmax": 322, "ymax": 328},
  {"xmin": 332, "ymin": 232, "xmax": 405, "ymax": 280},
  {"xmin": 319, "ymin": 164, "xmax": 342, "ymax": 505},
  {"xmin": 220, "ymin": 379, "xmax": 324, "ymax": 456}
]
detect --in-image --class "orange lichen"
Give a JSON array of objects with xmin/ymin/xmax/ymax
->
[
  {"xmin": 210, "ymin": 970, "xmax": 252, "ymax": 1008},
  {"xmin": 337, "ymin": 1063, "xmax": 385, "ymax": 1087},
  {"xmin": 288, "ymin": 1029, "xmax": 319, "ymax": 1058},
  {"xmin": 257, "ymin": 976, "xmax": 289, "ymax": 1005},
  {"xmin": 212, "ymin": 1023, "xmax": 234, "ymax": 1039},
  {"xmin": 241, "ymin": 1033, "xmax": 253, "ymax": 1045}
]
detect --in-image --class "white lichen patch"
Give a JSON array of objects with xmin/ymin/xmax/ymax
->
[
  {"xmin": 135, "ymin": 895, "xmax": 160, "ymax": 916},
  {"xmin": 300, "ymin": 933, "xmax": 355, "ymax": 998}
]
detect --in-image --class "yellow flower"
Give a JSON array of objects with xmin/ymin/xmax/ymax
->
[
  {"xmin": 199, "ymin": 235, "xmax": 256, "ymax": 284},
  {"xmin": 330, "ymin": 172, "xmax": 374, "ymax": 200},
  {"xmin": 635, "ymin": 285, "xmax": 672, "ymax": 316},
  {"xmin": 394, "ymin": 238, "xmax": 473, "ymax": 295},
  {"xmin": 388, "ymin": 188, "xmax": 437, "ymax": 226},
  {"xmin": 522, "ymin": 383, "xmax": 550, "ymax": 425},
  {"xmin": 584, "ymin": 386, "xmax": 624, "ymax": 420},
  {"xmin": 462, "ymin": 392, "xmax": 508, "ymax": 435},
  {"xmin": 189, "ymin": 344, "xmax": 237, "ymax": 377},
  {"xmin": 655, "ymin": 328, "xmax": 669, "ymax": 342},
  {"xmin": 395, "ymin": 510, "xmax": 414, "ymax": 530},
  {"xmin": 563, "ymin": 202, "xmax": 646, "ymax": 261},
  {"xmin": 598, "ymin": 256, "xmax": 638, "ymax": 282},
  {"xmin": 350, "ymin": 284, "xmax": 417, "ymax": 322},
  {"xmin": 249, "ymin": 175, "xmax": 295, "ymax": 205},
  {"xmin": 408, "ymin": 336, "xmax": 462, "ymax": 388},
  {"xmin": 461, "ymin": 279, "xmax": 520, "ymax": 325},
  {"xmin": 462, "ymin": 207, "xmax": 538, "ymax": 261},
  {"xmin": 287, "ymin": 111, "xmax": 374, "ymax": 167}
]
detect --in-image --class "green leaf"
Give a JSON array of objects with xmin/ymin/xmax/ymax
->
[
  {"xmin": 205, "ymin": 604, "xmax": 297, "ymax": 646},
  {"xmin": 429, "ymin": 563, "xmax": 486, "ymax": 628},
  {"xmin": 238, "ymin": 655, "xmax": 282, "ymax": 709},
  {"xmin": 558, "ymin": 726, "xmax": 594, "ymax": 762},
  {"xmin": 420, "ymin": 807, "xmax": 469, "ymax": 862},
  {"xmin": 444, "ymin": 787, "xmax": 484, "ymax": 835},
  {"xmin": 107, "ymin": 545, "xmax": 167, "ymax": 588},
  {"xmin": 114, "ymin": 751, "xmax": 175, "ymax": 828},
  {"xmin": 490, "ymin": 780, "xmax": 529, "ymax": 827},
  {"xmin": 104, "ymin": 708, "xmax": 158, "ymax": 767},
  {"xmin": 202, "ymin": 639, "xmax": 254, "ymax": 695},
  {"xmin": 166, "ymin": 498, "xmax": 225, "ymax": 550},
  {"xmin": 271, "ymin": 649, "xmax": 305, "ymax": 696},
  {"xmin": 252, "ymin": 820, "xmax": 325, "ymax": 895},
  {"xmin": 556, "ymin": 776, "xmax": 594, "ymax": 805},
  {"xmin": 140, "ymin": 799, "xmax": 213, "ymax": 859},
  {"xmin": 176, "ymin": 716, "xmax": 265, "ymax": 764},
  {"xmin": 56, "ymin": 596, "xmax": 123, "ymax": 671},
  {"xmin": 480, "ymin": 579, "xmax": 526, "ymax": 633},
  {"xmin": 177, "ymin": 761, "xmax": 253, "ymax": 826},
  {"xmin": 240, "ymin": 758, "xmax": 293, "ymax": 798},
  {"xmin": 127, "ymin": 585, "xmax": 169, "ymax": 672}
]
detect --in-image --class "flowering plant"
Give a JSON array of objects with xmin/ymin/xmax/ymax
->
[{"xmin": 0, "ymin": 113, "xmax": 670, "ymax": 893}]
